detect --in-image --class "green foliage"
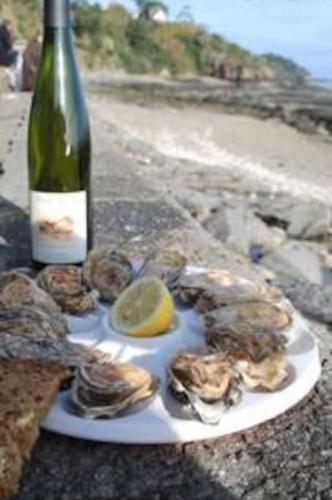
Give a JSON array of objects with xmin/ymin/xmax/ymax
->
[
  {"xmin": 263, "ymin": 53, "xmax": 310, "ymax": 84},
  {"xmin": 0, "ymin": 0, "xmax": 310, "ymax": 81}
]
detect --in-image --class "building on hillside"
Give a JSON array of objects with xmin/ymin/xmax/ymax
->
[{"xmin": 147, "ymin": 5, "xmax": 168, "ymax": 23}]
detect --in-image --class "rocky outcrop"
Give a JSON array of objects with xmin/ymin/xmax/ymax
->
[{"xmin": 210, "ymin": 55, "xmax": 276, "ymax": 82}]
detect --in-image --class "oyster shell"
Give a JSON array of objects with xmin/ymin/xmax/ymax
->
[
  {"xmin": 0, "ymin": 333, "xmax": 109, "ymax": 369},
  {"xmin": 71, "ymin": 362, "xmax": 159, "ymax": 419},
  {"xmin": 37, "ymin": 265, "xmax": 99, "ymax": 315},
  {"xmin": 138, "ymin": 249, "xmax": 187, "ymax": 289},
  {"xmin": 0, "ymin": 306, "xmax": 68, "ymax": 340},
  {"xmin": 206, "ymin": 328, "xmax": 288, "ymax": 391},
  {"xmin": 0, "ymin": 271, "xmax": 61, "ymax": 315},
  {"xmin": 168, "ymin": 351, "xmax": 241, "ymax": 425},
  {"xmin": 83, "ymin": 247, "xmax": 134, "ymax": 303},
  {"xmin": 204, "ymin": 302, "xmax": 292, "ymax": 335},
  {"xmin": 177, "ymin": 269, "xmax": 283, "ymax": 311}
]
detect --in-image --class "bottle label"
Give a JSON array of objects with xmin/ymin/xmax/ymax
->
[{"xmin": 30, "ymin": 191, "xmax": 87, "ymax": 264}]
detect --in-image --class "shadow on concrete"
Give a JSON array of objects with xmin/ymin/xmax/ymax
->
[{"xmin": 0, "ymin": 195, "xmax": 30, "ymax": 270}]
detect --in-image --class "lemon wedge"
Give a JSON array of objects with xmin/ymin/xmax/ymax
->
[{"xmin": 111, "ymin": 277, "xmax": 175, "ymax": 337}]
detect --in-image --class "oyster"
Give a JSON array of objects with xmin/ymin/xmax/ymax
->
[
  {"xmin": 168, "ymin": 351, "xmax": 241, "ymax": 425},
  {"xmin": 177, "ymin": 270, "xmax": 283, "ymax": 312},
  {"xmin": 204, "ymin": 302, "xmax": 292, "ymax": 335},
  {"xmin": 71, "ymin": 362, "xmax": 159, "ymax": 419},
  {"xmin": 0, "ymin": 271, "xmax": 61, "ymax": 315},
  {"xmin": 83, "ymin": 247, "xmax": 134, "ymax": 303},
  {"xmin": 206, "ymin": 328, "xmax": 288, "ymax": 391},
  {"xmin": 0, "ymin": 306, "xmax": 68, "ymax": 340},
  {"xmin": 37, "ymin": 265, "xmax": 99, "ymax": 315},
  {"xmin": 138, "ymin": 249, "xmax": 187, "ymax": 289},
  {"xmin": 0, "ymin": 333, "xmax": 109, "ymax": 369}
]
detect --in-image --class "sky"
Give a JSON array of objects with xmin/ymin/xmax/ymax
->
[{"xmin": 97, "ymin": 0, "xmax": 332, "ymax": 79}]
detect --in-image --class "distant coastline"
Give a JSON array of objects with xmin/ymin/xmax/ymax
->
[{"xmin": 312, "ymin": 79, "xmax": 332, "ymax": 90}]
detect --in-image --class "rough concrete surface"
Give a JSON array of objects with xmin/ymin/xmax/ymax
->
[{"xmin": 0, "ymin": 92, "xmax": 331, "ymax": 500}]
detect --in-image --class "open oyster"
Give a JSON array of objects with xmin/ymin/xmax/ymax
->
[
  {"xmin": 71, "ymin": 362, "xmax": 159, "ymax": 419},
  {"xmin": 168, "ymin": 351, "xmax": 241, "ymax": 424},
  {"xmin": 177, "ymin": 269, "xmax": 283, "ymax": 312},
  {"xmin": 206, "ymin": 328, "xmax": 288, "ymax": 391},
  {"xmin": 0, "ymin": 271, "xmax": 61, "ymax": 315},
  {"xmin": 37, "ymin": 265, "xmax": 99, "ymax": 315},
  {"xmin": 138, "ymin": 250, "xmax": 187, "ymax": 290},
  {"xmin": 0, "ymin": 305, "xmax": 68, "ymax": 340},
  {"xmin": 204, "ymin": 302, "xmax": 292, "ymax": 336},
  {"xmin": 83, "ymin": 247, "xmax": 134, "ymax": 303}
]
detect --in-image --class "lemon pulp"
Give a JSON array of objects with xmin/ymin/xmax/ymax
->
[{"xmin": 111, "ymin": 277, "xmax": 175, "ymax": 337}]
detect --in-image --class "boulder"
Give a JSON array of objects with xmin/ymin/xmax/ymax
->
[
  {"xmin": 253, "ymin": 196, "xmax": 331, "ymax": 240},
  {"xmin": 204, "ymin": 202, "xmax": 286, "ymax": 257},
  {"xmin": 250, "ymin": 216, "xmax": 287, "ymax": 254},
  {"xmin": 276, "ymin": 275, "xmax": 332, "ymax": 324},
  {"xmin": 260, "ymin": 240, "xmax": 324, "ymax": 285},
  {"xmin": 204, "ymin": 202, "xmax": 251, "ymax": 255}
]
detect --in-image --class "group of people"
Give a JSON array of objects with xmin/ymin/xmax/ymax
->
[{"xmin": 0, "ymin": 19, "xmax": 42, "ymax": 92}]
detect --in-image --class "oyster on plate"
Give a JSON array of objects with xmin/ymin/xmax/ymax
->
[
  {"xmin": 168, "ymin": 351, "xmax": 241, "ymax": 425},
  {"xmin": 83, "ymin": 247, "xmax": 134, "ymax": 303},
  {"xmin": 0, "ymin": 333, "xmax": 110, "ymax": 369},
  {"xmin": 71, "ymin": 362, "xmax": 160, "ymax": 419},
  {"xmin": 177, "ymin": 269, "xmax": 283, "ymax": 312},
  {"xmin": 0, "ymin": 271, "xmax": 61, "ymax": 315},
  {"xmin": 37, "ymin": 265, "xmax": 99, "ymax": 315},
  {"xmin": 0, "ymin": 305, "xmax": 68, "ymax": 340},
  {"xmin": 138, "ymin": 249, "xmax": 187, "ymax": 290},
  {"xmin": 206, "ymin": 327, "xmax": 288, "ymax": 391},
  {"xmin": 204, "ymin": 302, "xmax": 292, "ymax": 336}
]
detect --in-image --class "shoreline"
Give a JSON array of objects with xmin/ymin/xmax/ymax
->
[{"xmin": 86, "ymin": 72, "xmax": 332, "ymax": 139}]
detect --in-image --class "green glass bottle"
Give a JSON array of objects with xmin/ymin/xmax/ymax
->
[{"xmin": 28, "ymin": 0, "xmax": 91, "ymax": 266}]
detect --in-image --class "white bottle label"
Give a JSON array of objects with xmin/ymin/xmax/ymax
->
[{"xmin": 30, "ymin": 191, "xmax": 88, "ymax": 264}]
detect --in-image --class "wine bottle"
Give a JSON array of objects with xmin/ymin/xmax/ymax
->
[{"xmin": 28, "ymin": 0, "xmax": 91, "ymax": 266}]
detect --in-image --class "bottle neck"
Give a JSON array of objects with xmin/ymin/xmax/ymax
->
[{"xmin": 44, "ymin": 0, "xmax": 71, "ymax": 29}]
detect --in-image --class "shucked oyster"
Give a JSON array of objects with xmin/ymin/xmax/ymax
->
[
  {"xmin": 177, "ymin": 269, "xmax": 283, "ymax": 312},
  {"xmin": 168, "ymin": 351, "xmax": 241, "ymax": 425},
  {"xmin": 71, "ymin": 362, "xmax": 159, "ymax": 419},
  {"xmin": 0, "ymin": 305, "xmax": 68, "ymax": 340},
  {"xmin": 138, "ymin": 250, "xmax": 187, "ymax": 290},
  {"xmin": 204, "ymin": 302, "xmax": 292, "ymax": 336},
  {"xmin": 0, "ymin": 271, "xmax": 61, "ymax": 315},
  {"xmin": 206, "ymin": 328, "xmax": 288, "ymax": 391},
  {"xmin": 83, "ymin": 247, "xmax": 134, "ymax": 303},
  {"xmin": 37, "ymin": 265, "xmax": 99, "ymax": 315}
]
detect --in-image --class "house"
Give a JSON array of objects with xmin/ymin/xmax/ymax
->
[{"xmin": 146, "ymin": 4, "xmax": 168, "ymax": 23}]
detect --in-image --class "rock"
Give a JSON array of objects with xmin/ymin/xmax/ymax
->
[
  {"xmin": 253, "ymin": 196, "xmax": 331, "ymax": 240},
  {"xmin": 276, "ymin": 275, "xmax": 332, "ymax": 323},
  {"xmin": 260, "ymin": 240, "xmax": 324, "ymax": 284},
  {"xmin": 250, "ymin": 216, "xmax": 287, "ymax": 254},
  {"xmin": 204, "ymin": 202, "xmax": 286, "ymax": 257},
  {"xmin": 204, "ymin": 202, "xmax": 251, "ymax": 255},
  {"xmin": 286, "ymin": 202, "xmax": 330, "ymax": 240}
]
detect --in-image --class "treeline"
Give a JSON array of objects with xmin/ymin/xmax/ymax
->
[{"xmin": 0, "ymin": 0, "xmax": 310, "ymax": 83}]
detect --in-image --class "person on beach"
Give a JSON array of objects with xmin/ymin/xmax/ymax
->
[
  {"xmin": 22, "ymin": 32, "xmax": 42, "ymax": 92},
  {"xmin": 0, "ymin": 19, "xmax": 22, "ymax": 91}
]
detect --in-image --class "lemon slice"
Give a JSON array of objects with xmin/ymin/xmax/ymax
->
[{"xmin": 111, "ymin": 277, "xmax": 175, "ymax": 337}]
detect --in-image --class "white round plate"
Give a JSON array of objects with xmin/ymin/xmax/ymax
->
[{"xmin": 42, "ymin": 273, "xmax": 321, "ymax": 444}]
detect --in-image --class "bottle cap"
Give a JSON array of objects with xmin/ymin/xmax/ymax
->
[{"xmin": 44, "ymin": 0, "xmax": 70, "ymax": 28}]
